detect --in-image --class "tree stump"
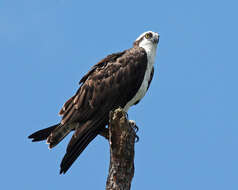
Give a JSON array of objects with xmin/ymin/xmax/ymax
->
[{"xmin": 106, "ymin": 108, "xmax": 136, "ymax": 190}]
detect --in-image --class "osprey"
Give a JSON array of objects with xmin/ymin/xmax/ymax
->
[{"xmin": 29, "ymin": 31, "xmax": 160, "ymax": 174}]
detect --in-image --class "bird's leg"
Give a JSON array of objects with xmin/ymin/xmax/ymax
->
[
  {"xmin": 129, "ymin": 120, "xmax": 139, "ymax": 142},
  {"xmin": 99, "ymin": 127, "xmax": 109, "ymax": 140}
]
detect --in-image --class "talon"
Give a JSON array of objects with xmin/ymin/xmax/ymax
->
[
  {"xmin": 129, "ymin": 120, "xmax": 139, "ymax": 142},
  {"xmin": 133, "ymin": 125, "xmax": 139, "ymax": 133},
  {"xmin": 129, "ymin": 120, "xmax": 139, "ymax": 133}
]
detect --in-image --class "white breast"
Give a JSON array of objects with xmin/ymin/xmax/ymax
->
[{"xmin": 123, "ymin": 43, "xmax": 156, "ymax": 111}]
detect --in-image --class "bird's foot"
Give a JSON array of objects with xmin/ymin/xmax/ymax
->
[{"xmin": 129, "ymin": 120, "xmax": 139, "ymax": 142}]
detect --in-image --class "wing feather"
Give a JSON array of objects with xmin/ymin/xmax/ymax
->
[
  {"xmin": 59, "ymin": 47, "xmax": 147, "ymax": 125},
  {"xmin": 58, "ymin": 47, "xmax": 148, "ymax": 173},
  {"xmin": 147, "ymin": 66, "xmax": 154, "ymax": 91}
]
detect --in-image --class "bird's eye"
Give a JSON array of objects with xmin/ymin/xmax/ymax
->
[{"xmin": 145, "ymin": 33, "xmax": 152, "ymax": 39}]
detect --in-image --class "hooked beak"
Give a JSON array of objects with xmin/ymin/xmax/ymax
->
[{"xmin": 153, "ymin": 33, "xmax": 160, "ymax": 44}]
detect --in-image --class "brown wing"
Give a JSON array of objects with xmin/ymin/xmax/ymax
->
[
  {"xmin": 79, "ymin": 51, "xmax": 126, "ymax": 84},
  {"xmin": 59, "ymin": 47, "xmax": 148, "ymax": 173},
  {"xmin": 147, "ymin": 66, "xmax": 154, "ymax": 91},
  {"xmin": 133, "ymin": 66, "xmax": 154, "ymax": 106},
  {"xmin": 59, "ymin": 47, "xmax": 147, "ymax": 125},
  {"xmin": 58, "ymin": 52, "xmax": 125, "ymax": 121}
]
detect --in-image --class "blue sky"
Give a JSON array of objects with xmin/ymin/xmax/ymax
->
[{"xmin": 1, "ymin": 0, "xmax": 238, "ymax": 189}]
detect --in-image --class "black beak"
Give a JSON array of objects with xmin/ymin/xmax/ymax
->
[
  {"xmin": 155, "ymin": 33, "xmax": 160, "ymax": 44},
  {"xmin": 153, "ymin": 37, "xmax": 159, "ymax": 44}
]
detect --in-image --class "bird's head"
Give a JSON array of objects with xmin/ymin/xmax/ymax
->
[{"xmin": 133, "ymin": 31, "xmax": 160, "ymax": 51}]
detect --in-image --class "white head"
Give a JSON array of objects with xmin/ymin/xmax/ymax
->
[
  {"xmin": 134, "ymin": 31, "xmax": 159, "ymax": 49},
  {"xmin": 134, "ymin": 31, "xmax": 160, "ymax": 61}
]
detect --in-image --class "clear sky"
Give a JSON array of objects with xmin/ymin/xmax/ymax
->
[{"xmin": 1, "ymin": 0, "xmax": 238, "ymax": 189}]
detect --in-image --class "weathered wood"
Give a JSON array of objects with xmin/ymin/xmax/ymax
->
[{"xmin": 106, "ymin": 108, "xmax": 136, "ymax": 190}]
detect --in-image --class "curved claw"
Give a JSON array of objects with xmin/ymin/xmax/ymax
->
[
  {"xmin": 134, "ymin": 135, "xmax": 139, "ymax": 142},
  {"xmin": 129, "ymin": 120, "xmax": 139, "ymax": 143},
  {"xmin": 133, "ymin": 125, "xmax": 139, "ymax": 133},
  {"xmin": 129, "ymin": 120, "xmax": 139, "ymax": 133}
]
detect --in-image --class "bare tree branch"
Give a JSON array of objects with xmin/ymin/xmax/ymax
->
[{"xmin": 106, "ymin": 108, "xmax": 136, "ymax": 190}]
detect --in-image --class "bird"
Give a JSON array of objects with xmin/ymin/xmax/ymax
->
[{"xmin": 28, "ymin": 31, "xmax": 160, "ymax": 174}]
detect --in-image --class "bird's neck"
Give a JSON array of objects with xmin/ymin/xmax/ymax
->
[{"xmin": 139, "ymin": 43, "xmax": 157, "ymax": 66}]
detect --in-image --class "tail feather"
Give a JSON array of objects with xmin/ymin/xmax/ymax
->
[
  {"xmin": 46, "ymin": 123, "xmax": 77, "ymax": 149},
  {"xmin": 59, "ymin": 113, "xmax": 108, "ymax": 174},
  {"xmin": 60, "ymin": 128, "xmax": 98, "ymax": 174},
  {"xmin": 28, "ymin": 124, "xmax": 58, "ymax": 142},
  {"xmin": 28, "ymin": 123, "xmax": 76, "ymax": 149}
]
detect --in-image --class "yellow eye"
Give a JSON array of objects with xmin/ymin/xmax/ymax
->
[{"xmin": 145, "ymin": 33, "xmax": 152, "ymax": 39}]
